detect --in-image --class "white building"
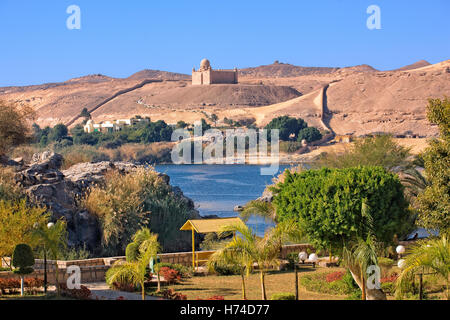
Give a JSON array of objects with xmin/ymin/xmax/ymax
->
[{"xmin": 83, "ymin": 117, "xmax": 150, "ymax": 133}]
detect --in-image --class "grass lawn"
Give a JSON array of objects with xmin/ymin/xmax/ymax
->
[{"xmin": 151, "ymin": 266, "xmax": 349, "ymax": 300}]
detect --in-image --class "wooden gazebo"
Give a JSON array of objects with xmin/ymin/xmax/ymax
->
[{"xmin": 180, "ymin": 217, "xmax": 244, "ymax": 269}]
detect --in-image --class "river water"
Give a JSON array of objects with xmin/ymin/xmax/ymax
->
[{"xmin": 155, "ymin": 164, "xmax": 290, "ymax": 235}]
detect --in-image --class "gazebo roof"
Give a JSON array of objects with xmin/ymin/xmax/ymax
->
[{"xmin": 180, "ymin": 217, "xmax": 244, "ymax": 234}]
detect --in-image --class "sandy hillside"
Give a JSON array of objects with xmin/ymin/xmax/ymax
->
[{"xmin": 0, "ymin": 59, "xmax": 448, "ymax": 137}]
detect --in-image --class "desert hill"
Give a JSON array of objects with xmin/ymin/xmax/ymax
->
[
  {"xmin": 239, "ymin": 61, "xmax": 340, "ymax": 78},
  {"xmin": 393, "ymin": 60, "xmax": 431, "ymax": 71},
  {"xmin": 0, "ymin": 59, "xmax": 448, "ymax": 137},
  {"xmin": 127, "ymin": 69, "xmax": 190, "ymax": 81}
]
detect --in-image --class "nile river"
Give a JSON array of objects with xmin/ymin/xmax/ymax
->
[{"xmin": 155, "ymin": 164, "xmax": 290, "ymax": 235}]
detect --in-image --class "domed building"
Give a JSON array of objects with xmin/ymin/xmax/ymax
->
[{"xmin": 192, "ymin": 59, "xmax": 238, "ymax": 85}]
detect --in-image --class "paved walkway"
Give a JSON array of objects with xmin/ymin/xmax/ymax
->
[{"xmin": 86, "ymin": 282, "xmax": 160, "ymax": 300}]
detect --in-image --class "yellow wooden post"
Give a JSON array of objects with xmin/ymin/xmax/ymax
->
[{"xmin": 192, "ymin": 228, "xmax": 195, "ymax": 270}]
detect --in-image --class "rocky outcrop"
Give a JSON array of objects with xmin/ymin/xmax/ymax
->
[{"xmin": 13, "ymin": 152, "xmax": 199, "ymax": 253}]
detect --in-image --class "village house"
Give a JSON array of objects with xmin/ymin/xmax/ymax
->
[{"xmin": 83, "ymin": 117, "xmax": 150, "ymax": 133}]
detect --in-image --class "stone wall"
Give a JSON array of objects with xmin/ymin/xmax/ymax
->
[
  {"xmin": 192, "ymin": 69, "xmax": 237, "ymax": 85},
  {"xmin": 0, "ymin": 244, "xmax": 315, "ymax": 284},
  {"xmin": 210, "ymin": 70, "xmax": 238, "ymax": 84}
]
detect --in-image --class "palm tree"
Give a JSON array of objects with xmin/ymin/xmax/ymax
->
[
  {"xmin": 106, "ymin": 228, "xmax": 160, "ymax": 300},
  {"xmin": 341, "ymin": 201, "xmax": 386, "ymax": 300},
  {"xmin": 208, "ymin": 243, "xmax": 253, "ymax": 300},
  {"xmin": 342, "ymin": 235, "xmax": 380, "ymax": 300},
  {"xmin": 218, "ymin": 222, "xmax": 281, "ymax": 300},
  {"xmin": 240, "ymin": 200, "xmax": 276, "ymax": 223},
  {"xmin": 395, "ymin": 235, "xmax": 450, "ymax": 300},
  {"xmin": 132, "ymin": 228, "xmax": 161, "ymax": 292},
  {"xmin": 394, "ymin": 167, "xmax": 429, "ymax": 205},
  {"xmin": 32, "ymin": 219, "xmax": 67, "ymax": 296}
]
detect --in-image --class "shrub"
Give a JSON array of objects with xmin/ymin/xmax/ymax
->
[
  {"xmin": 159, "ymin": 267, "xmax": 181, "ymax": 284},
  {"xmin": 300, "ymin": 270, "xmax": 359, "ymax": 296},
  {"xmin": 270, "ymin": 293, "xmax": 296, "ymax": 300},
  {"xmin": 380, "ymin": 272, "xmax": 398, "ymax": 283},
  {"xmin": 326, "ymin": 271, "xmax": 345, "ymax": 283},
  {"xmin": 59, "ymin": 283, "xmax": 92, "ymax": 300},
  {"xmin": 208, "ymin": 261, "xmax": 242, "ymax": 276},
  {"xmin": 85, "ymin": 168, "xmax": 197, "ymax": 255},
  {"xmin": 286, "ymin": 252, "xmax": 299, "ymax": 269},
  {"xmin": 158, "ymin": 288, "xmax": 187, "ymax": 300},
  {"xmin": 381, "ymin": 282, "xmax": 395, "ymax": 295},
  {"xmin": 155, "ymin": 263, "xmax": 192, "ymax": 278},
  {"xmin": 279, "ymin": 141, "xmax": 304, "ymax": 153},
  {"xmin": 0, "ymin": 277, "xmax": 44, "ymax": 294}
]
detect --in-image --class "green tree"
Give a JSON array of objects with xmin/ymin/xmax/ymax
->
[
  {"xmin": 272, "ymin": 166, "xmax": 411, "ymax": 299},
  {"xmin": 417, "ymin": 97, "xmax": 450, "ymax": 233},
  {"xmin": 48, "ymin": 124, "xmax": 68, "ymax": 142},
  {"xmin": 264, "ymin": 116, "xmax": 307, "ymax": 141},
  {"xmin": 210, "ymin": 114, "xmax": 218, "ymax": 126},
  {"xmin": 0, "ymin": 100, "xmax": 35, "ymax": 156},
  {"xmin": 0, "ymin": 200, "xmax": 49, "ymax": 265},
  {"xmin": 79, "ymin": 108, "xmax": 91, "ymax": 119},
  {"xmin": 395, "ymin": 235, "xmax": 450, "ymax": 300},
  {"xmin": 106, "ymin": 228, "xmax": 160, "ymax": 300},
  {"xmin": 12, "ymin": 243, "xmax": 35, "ymax": 296},
  {"xmin": 297, "ymin": 127, "xmax": 322, "ymax": 143},
  {"xmin": 176, "ymin": 120, "xmax": 188, "ymax": 129},
  {"xmin": 316, "ymin": 134, "xmax": 411, "ymax": 170}
]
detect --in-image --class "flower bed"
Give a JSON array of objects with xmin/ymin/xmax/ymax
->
[{"xmin": 0, "ymin": 277, "xmax": 44, "ymax": 295}]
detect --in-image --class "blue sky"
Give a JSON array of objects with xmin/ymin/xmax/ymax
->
[{"xmin": 0, "ymin": 0, "xmax": 449, "ymax": 86}]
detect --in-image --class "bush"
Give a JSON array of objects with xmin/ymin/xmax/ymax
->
[
  {"xmin": 300, "ymin": 270, "xmax": 359, "ymax": 296},
  {"xmin": 85, "ymin": 168, "xmax": 198, "ymax": 255},
  {"xmin": 59, "ymin": 283, "xmax": 92, "ymax": 300},
  {"xmin": 326, "ymin": 271, "xmax": 345, "ymax": 283},
  {"xmin": 155, "ymin": 263, "xmax": 192, "ymax": 278},
  {"xmin": 0, "ymin": 277, "xmax": 44, "ymax": 295},
  {"xmin": 158, "ymin": 288, "xmax": 187, "ymax": 300},
  {"xmin": 159, "ymin": 267, "xmax": 181, "ymax": 284},
  {"xmin": 208, "ymin": 261, "xmax": 242, "ymax": 276},
  {"xmin": 270, "ymin": 293, "xmax": 296, "ymax": 300},
  {"xmin": 286, "ymin": 252, "xmax": 299, "ymax": 269},
  {"xmin": 279, "ymin": 141, "xmax": 304, "ymax": 153}
]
